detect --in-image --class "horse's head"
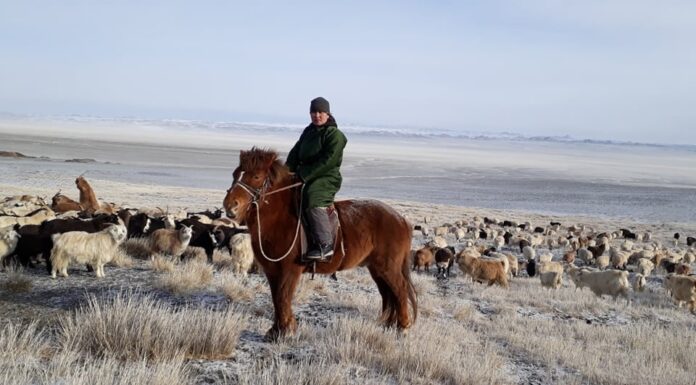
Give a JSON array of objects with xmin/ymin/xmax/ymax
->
[{"xmin": 223, "ymin": 147, "xmax": 288, "ymax": 222}]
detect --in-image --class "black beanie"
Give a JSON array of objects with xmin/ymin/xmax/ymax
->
[{"xmin": 310, "ymin": 97, "xmax": 330, "ymax": 114}]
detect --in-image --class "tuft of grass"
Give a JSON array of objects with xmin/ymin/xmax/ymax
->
[
  {"xmin": 156, "ymin": 260, "xmax": 213, "ymax": 294},
  {"xmin": 121, "ymin": 238, "xmax": 152, "ymax": 260},
  {"xmin": 220, "ymin": 277, "xmax": 255, "ymax": 303},
  {"xmin": 150, "ymin": 255, "xmax": 175, "ymax": 273},
  {"xmin": 110, "ymin": 248, "xmax": 134, "ymax": 268},
  {"xmin": 59, "ymin": 291, "xmax": 248, "ymax": 361},
  {"xmin": 0, "ymin": 266, "xmax": 33, "ymax": 293}
]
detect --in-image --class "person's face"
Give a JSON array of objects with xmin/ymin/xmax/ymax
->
[{"xmin": 310, "ymin": 111, "xmax": 329, "ymax": 126}]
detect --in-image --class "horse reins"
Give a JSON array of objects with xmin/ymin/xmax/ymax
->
[{"xmin": 230, "ymin": 172, "xmax": 304, "ymax": 262}]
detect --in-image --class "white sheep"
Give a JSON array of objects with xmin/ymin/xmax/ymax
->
[
  {"xmin": 522, "ymin": 246, "xmax": 536, "ymax": 261},
  {"xmin": 228, "ymin": 232, "xmax": 254, "ymax": 276},
  {"xmin": 149, "ymin": 225, "xmax": 193, "ymax": 259},
  {"xmin": 664, "ymin": 274, "xmax": 696, "ymax": 313},
  {"xmin": 50, "ymin": 224, "xmax": 127, "ymax": 278},
  {"xmin": 539, "ymin": 270, "xmax": 562, "ymax": 289},
  {"xmin": 609, "ymin": 247, "xmax": 630, "ymax": 269},
  {"xmin": 628, "ymin": 272, "xmax": 646, "ymax": 292},
  {"xmin": 538, "ymin": 252, "xmax": 553, "ymax": 264},
  {"xmin": 0, "ymin": 207, "xmax": 55, "ymax": 228},
  {"xmin": 568, "ymin": 269, "xmax": 630, "ymax": 303},
  {"xmin": 576, "ymin": 248, "xmax": 593, "ymax": 264},
  {"xmin": 0, "ymin": 229, "xmax": 21, "ymax": 266},
  {"xmin": 636, "ymin": 258, "xmax": 655, "ymax": 276},
  {"xmin": 493, "ymin": 235, "xmax": 505, "ymax": 250}
]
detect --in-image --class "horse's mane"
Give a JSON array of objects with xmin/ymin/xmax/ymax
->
[{"xmin": 238, "ymin": 147, "xmax": 291, "ymax": 186}]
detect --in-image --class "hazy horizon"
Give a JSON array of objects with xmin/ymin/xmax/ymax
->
[{"xmin": 1, "ymin": 1, "xmax": 694, "ymax": 145}]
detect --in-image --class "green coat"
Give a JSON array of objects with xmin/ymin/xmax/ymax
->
[{"xmin": 286, "ymin": 119, "xmax": 347, "ymax": 209}]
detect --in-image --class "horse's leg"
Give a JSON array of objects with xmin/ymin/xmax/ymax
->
[
  {"xmin": 265, "ymin": 268, "xmax": 302, "ymax": 341},
  {"xmin": 367, "ymin": 267, "xmax": 398, "ymax": 327},
  {"xmin": 370, "ymin": 254, "xmax": 414, "ymax": 331}
]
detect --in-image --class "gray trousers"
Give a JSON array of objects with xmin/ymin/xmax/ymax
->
[{"xmin": 306, "ymin": 207, "xmax": 333, "ymax": 246}]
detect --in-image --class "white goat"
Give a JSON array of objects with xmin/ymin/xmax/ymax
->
[
  {"xmin": 50, "ymin": 224, "xmax": 127, "ymax": 278},
  {"xmin": 0, "ymin": 229, "xmax": 21, "ymax": 265},
  {"xmin": 228, "ymin": 232, "xmax": 254, "ymax": 276},
  {"xmin": 149, "ymin": 225, "xmax": 193, "ymax": 259}
]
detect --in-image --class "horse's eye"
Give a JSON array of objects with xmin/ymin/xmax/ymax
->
[{"xmin": 253, "ymin": 175, "xmax": 260, "ymax": 180}]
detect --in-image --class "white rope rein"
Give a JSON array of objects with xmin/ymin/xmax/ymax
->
[
  {"xmin": 253, "ymin": 184, "xmax": 304, "ymax": 262},
  {"xmin": 231, "ymin": 171, "xmax": 304, "ymax": 263}
]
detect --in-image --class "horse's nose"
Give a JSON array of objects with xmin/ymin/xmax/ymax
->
[{"xmin": 226, "ymin": 207, "xmax": 236, "ymax": 219}]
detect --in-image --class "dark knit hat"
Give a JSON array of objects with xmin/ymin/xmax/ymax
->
[{"xmin": 310, "ymin": 97, "xmax": 330, "ymax": 114}]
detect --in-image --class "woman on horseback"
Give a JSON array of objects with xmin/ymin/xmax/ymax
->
[{"xmin": 286, "ymin": 97, "xmax": 347, "ymax": 261}]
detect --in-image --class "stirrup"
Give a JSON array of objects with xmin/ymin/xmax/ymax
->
[{"xmin": 302, "ymin": 245, "xmax": 334, "ymax": 263}]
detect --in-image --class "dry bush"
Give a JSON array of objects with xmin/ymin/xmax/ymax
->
[
  {"xmin": 120, "ymin": 238, "xmax": 151, "ymax": 259},
  {"xmin": 110, "ymin": 248, "xmax": 134, "ymax": 268},
  {"xmin": 294, "ymin": 277, "xmax": 328, "ymax": 304},
  {"xmin": 59, "ymin": 292, "xmax": 248, "ymax": 361},
  {"xmin": 288, "ymin": 317, "xmax": 511, "ymax": 385},
  {"xmin": 151, "ymin": 254, "xmax": 175, "ymax": 273},
  {"xmin": 156, "ymin": 259, "xmax": 213, "ymax": 294},
  {"xmin": 238, "ymin": 359, "xmax": 348, "ymax": 385},
  {"xmin": 220, "ymin": 276, "xmax": 255, "ymax": 303},
  {"xmin": 0, "ymin": 266, "xmax": 32, "ymax": 293},
  {"xmin": 482, "ymin": 313, "xmax": 696, "ymax": 384}
]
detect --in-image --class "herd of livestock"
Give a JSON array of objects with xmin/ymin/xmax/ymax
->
[
  {"xmin": 411, "ymin": 216, "xmax": 696, "ymax": 313},
  {"xmin": 1, "ymin": 175, "xmax": 696, "ymax": 315},
  {"xmin": 0, "ymin": 176, "xmax": 252, "ymax": 279}
]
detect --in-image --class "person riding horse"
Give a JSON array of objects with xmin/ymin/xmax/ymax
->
[{"xmin": 285, "ymin": 97, "xmax": 347, "ymax": 261}]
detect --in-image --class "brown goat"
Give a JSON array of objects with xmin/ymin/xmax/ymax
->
[
  {"xmin": 562, "ymin": 250, "xmax": 576, "ymax": 265},
  {"xmin": 412, "ymin": 246, "xmax": 436, "ymax": 273},
  {"xmin": 76, "ymin": 176, "xmax": 100, "ymax": 214},
  {"xmin": 457, "ymin": 252, "xmax": 508, "ymax": 288},
  {"xmin": 51, "ymin": 191, "xmax": 83, "ymax": 213}
]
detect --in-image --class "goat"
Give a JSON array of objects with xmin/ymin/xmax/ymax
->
[
  {"xmin": 149, "ymin": 225, "xmax": 193, "ymax": 259},
  {"xmin": 75, "ymin": 175, "xmax": 100, "ymax": 214},
  {"xmin": 434, "ymin": 246, "xmax": 455, "ymax": 279},
  {"xmin": 228, "ymin": 232, "xmax": 254, "ymax": 276},
  {"xmin": 50, "ymin": 224, "xmax": 127, "ymax": 278}
]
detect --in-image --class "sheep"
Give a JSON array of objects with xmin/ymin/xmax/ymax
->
[
  {"xmin": 213, "ymin": 224, "xmax": 247, "ymax": 254},
  {"xmin": 636, "ymin": 258, "xmax": 655, "ymax": 276},
  {"xmin": 526, "ymin": 259, "xmax": 537, "ymax": 277},
  {"xmin": 595, "ymin": 255, "xmax": 610, "ymax": 270},
  {"xmin": 628, "ymin": 272, "xmax": 646, "ymax": 292},
  {"xmin": 50, "ymin": 224, "xmax": 127, "ymax": 278},
  {"xmin": 587, "ymin": 242, "xmax": 607, "ymax": 259},
  {"xmin": 609, "ymin": 247, "xmax": 629, "ymax": 270},
  {"xmin": 538, "ymin": 261, "xmax": 563, "ymax": 275},
  {"xmin": 673, "ymin": 233, "xmax": 680, "ymax": 247},
  {"xmin": 484, "ymin": 252, "xmax": 510, "ymax": 278},
  {"xmin": 457, "ymin": 252, "xmax": 508, "ymax": 288},
  {"xmin": 568, "ymin": 269, "xmax": 630, "ymax": 302},
  {"xmin": 576, "ymin": 248, "xmax": 594, "ymax": 264},
  {"xmin": 435, "ymin": 246, "xmax": 455, "ymax": 279},
  {"xmin": 663, "ymin": 274, "xmax": 696, "ymax": 313},
  {"xmin": 149, "ymin": 225, "xmax": 193, "ymax": 259},
  {"xmin": 413, "ymin": 245, "xmax": 436, "ymax": 273},
  {"xmin": 127, "ymin": 213, "xmax": 175, "ymax": 238},
  {"xmin": 538, "ymin": 252, "xmax": 553, "ymax": 264},
  {"xmin": 660, "ymin": 259, "xmax": 678, "ymax": 274},
  {"xmin": 228, "ymin": 232, "xmax": 254, "ymax": 276},
  {"xmin": 687, "ymin": 236, "xmax": 696, "ymax": 247},
  {"xmin": 505, "ymin": 253, "xmax": 519, "ymax": 278},
  {"xmin": 493, "ymin": 235, "xmax": 505, "ymax": 250},
  {"xmin": 539, "ymin": 270, "xmax": 562, "ymax": 289},
  {"xmin": 0, "ymin": 229, "xmax": 21, "ymax": 266},
  {"xmin": 522, "ymin": 246, "xmax": 535, "ymax": 261}
]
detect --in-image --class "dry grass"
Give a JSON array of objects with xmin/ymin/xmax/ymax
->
[
  {"xmin": 156, "ymin": 259, "xmax": 214, "ymax": 294},
  {"xmin": 150, "ymin": 254, "xmax": 175, "ymax": 273},
  {"xmin": 110, "ymin": 247, "xmax": 134, "ymax": 268},
  {"xmin": 0, "ymin": 320, "xmax": 193, "ymax": 385},
  {"xmin": 121, "ymin": 237, "xmax": 151, "ymax": 260},
  {"xmin": 59, "ymin": 291, "xmax": 248, "ymax": 361},
  {"xmin": 0, "ymin": 266, "xmax": 32, "ymax": 293},
  {"xmin": 220, "ymin": 275, "xmax": 256, "ymax": 302}
]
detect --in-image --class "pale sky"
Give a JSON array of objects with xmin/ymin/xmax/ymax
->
[{"xmin": 1, "ymin": 1, "xmax": 694, "ymax": 144}]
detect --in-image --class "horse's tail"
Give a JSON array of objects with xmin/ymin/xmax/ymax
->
[{"xmin": 402, "ymin": 247, "xmax": 418, "ymax": 325}]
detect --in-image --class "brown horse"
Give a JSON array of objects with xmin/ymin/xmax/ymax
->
[{"xmin": 223, "ymin": 147, "xmax": 417, "ymax": 340}]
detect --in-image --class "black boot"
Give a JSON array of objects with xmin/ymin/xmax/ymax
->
[{"xmin": 304, "ymin": 207, "xmax": 334, "ymax": 262}]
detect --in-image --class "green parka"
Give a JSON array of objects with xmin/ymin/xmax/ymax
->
[{"xmin": 286, "ymin": 116, "xmax": 347, "ymax": 209}]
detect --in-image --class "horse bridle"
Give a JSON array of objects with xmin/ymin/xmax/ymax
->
[{"xmin": 228, "ymin": 171, "xmax": 304, "ymax": 262}]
